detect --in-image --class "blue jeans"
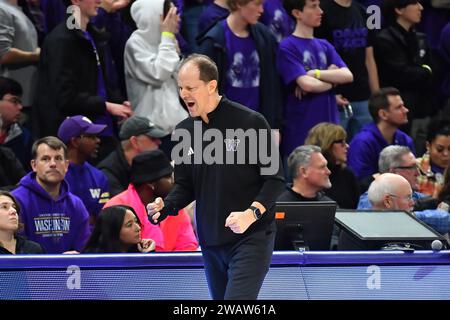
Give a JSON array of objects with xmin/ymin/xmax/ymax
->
[{"xmin": 339, "ymin": 100, "xmax": 372, "ymax": 142}]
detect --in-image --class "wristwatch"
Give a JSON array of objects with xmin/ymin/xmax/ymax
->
[{"xmin": 249, "ymin": 206, "xmax": 262, "ymax": 220}]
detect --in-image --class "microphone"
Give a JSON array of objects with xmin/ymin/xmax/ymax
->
[{"xmin": 431, "ymin": 239, "xmax": 443, "ymax": 251}]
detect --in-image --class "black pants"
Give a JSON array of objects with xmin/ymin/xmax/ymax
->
[{"xmin": 201, "ymin": 229, "xmax": 276, "ymax": 300}]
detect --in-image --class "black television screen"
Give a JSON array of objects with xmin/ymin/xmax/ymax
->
[
  {"xmin": 274, "ymin": 201, "xmax": 337, "ymax": 251},
  {"xmin": 335, "ymin": 210, "xmax": 446, "ymax": 250}
]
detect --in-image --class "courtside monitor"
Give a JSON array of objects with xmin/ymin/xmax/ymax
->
[
  {"xmin": 274, "ymin": 201, "xmax": 337, "ymax": 251},
  {"xmin": 335, "ymin": 210, "xmax": 446, "ymax": 250}
]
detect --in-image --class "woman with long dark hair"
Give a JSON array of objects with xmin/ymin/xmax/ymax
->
[
  {"xmin": 0, "ymin": 190, "xmax": 44, "ymax": 254},
  {"xmin": 83, "ymin": 205, "xmax": 155, "ymax": 253}
]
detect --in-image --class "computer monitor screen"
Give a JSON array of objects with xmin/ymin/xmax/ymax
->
[
  {"xmin": 274, "ymin": 201, "xmax": 337, "ymax": 251},
  {"xmin": 335, "ymin": 210, "xmax": 445, "ymax": 250}
]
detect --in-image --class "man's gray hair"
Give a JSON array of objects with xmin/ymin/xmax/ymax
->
[
  {"xmin": 378, "ymin": 145, "xmax": 411, "ymax": 173},
  {"xmin": 288, "ymin": 145, "xmax": 322, "ymax": 179}
]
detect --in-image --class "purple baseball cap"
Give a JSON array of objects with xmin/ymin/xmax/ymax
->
[{"xmin": 57, "ymin": 115, "xmax": 107, "ymax": 144}]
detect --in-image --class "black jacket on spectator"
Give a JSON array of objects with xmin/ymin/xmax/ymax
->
[
  {"xmin": 0, "ymin": 146, "xmax": 26, "ymax": 190},
  {"xmin": 32, "ymin": 20, "xmax": 122, "ymax": 139},
  {"xmin": 0, "ymin": 235, "xmax": 45, "ymax": 254},
  {"xmin": 96, "ymin": 145, "xmax": 130, "ymax": 197},
  {"xmin": 374, "ymin": 23, "xmax": 434, "ymax": 119},
  {"xmin": 197, "ymin": 22, "xmax": 283, "ymax": 129}
]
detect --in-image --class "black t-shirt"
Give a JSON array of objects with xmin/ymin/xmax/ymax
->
[
  {"xmin": 315, "ymin": 0, "xmax": 376, "ymax": 101},
  {"xmin": 277, "ymin": 186, "xmax": 334, "ymax": 202}
]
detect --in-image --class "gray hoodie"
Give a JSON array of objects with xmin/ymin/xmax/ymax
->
[{"xmin": 124, "ymin": 0, "xmax": 188, "ymax": 135}]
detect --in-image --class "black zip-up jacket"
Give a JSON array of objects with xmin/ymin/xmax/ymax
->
[
  {"xmin": 32, "ymin": 20, "xmax": 122, "ymax": 138},
  {"xmin": 161, "ymin": 97, "xmax": 285, "ymax": 246},
  {"xmin": 197, "ymin": 22, "xmax": 284, "ymax": 129},
  {"xmin": 374, "ymin": 23, "xmax": 434, "ymax": 118}
]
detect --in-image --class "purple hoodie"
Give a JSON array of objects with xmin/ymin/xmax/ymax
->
[
  {"xmin": 12, "ymin": 172, "xmax": 90, "ymax": 254},
  {"xmin": 348, "ymin": 123, "xmax": 415, "ymax": 180}
]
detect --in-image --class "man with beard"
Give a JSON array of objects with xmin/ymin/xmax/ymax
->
[
  {"xmin": 277, "ymin": 144, "xmax": 337, "ymax": 250},
  {"xmin": 57, "ymin": 115, "xmax": 110, "ymax": 227},
  {"xmin": 104, "ymin": 150, "xmax": 198, "ymax": 252},
  {"xmin": 12, "ymin": 136, "xmax": 90, "ymax": 253},
  {"xmin": 278, "ymin": 145, "xmax": 334, "ymax": 202}
]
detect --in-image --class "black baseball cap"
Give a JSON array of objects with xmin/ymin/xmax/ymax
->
[{"xmin": 119, "ymin": 116, "xmax": 167, "ymax": 140}]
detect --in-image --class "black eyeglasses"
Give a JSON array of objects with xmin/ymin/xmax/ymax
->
[{"xmin": 332, "ymin": 139, "xmax": 347, "ymax": 146}]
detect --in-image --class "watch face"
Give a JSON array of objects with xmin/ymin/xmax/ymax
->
[{"xmin": 250, "ymin": 206, "xmax": 262, "ymax": 219}]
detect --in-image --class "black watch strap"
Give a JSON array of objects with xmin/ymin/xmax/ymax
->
[{"xmin": 249, "ymin": 206, "xmax": 262, "ymax": 220}]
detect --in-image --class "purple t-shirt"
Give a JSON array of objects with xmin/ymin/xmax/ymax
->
[
  {"xmin": 260, "ymin": 0, "xmax": 295, "ymax": 43},
  {"xmin": 277, "ymin": 35, "xmax": 347, "ymax": 156},
  {"xmin": 223, "ymin": 20, "xmax": 260, "ymax": 112}
]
